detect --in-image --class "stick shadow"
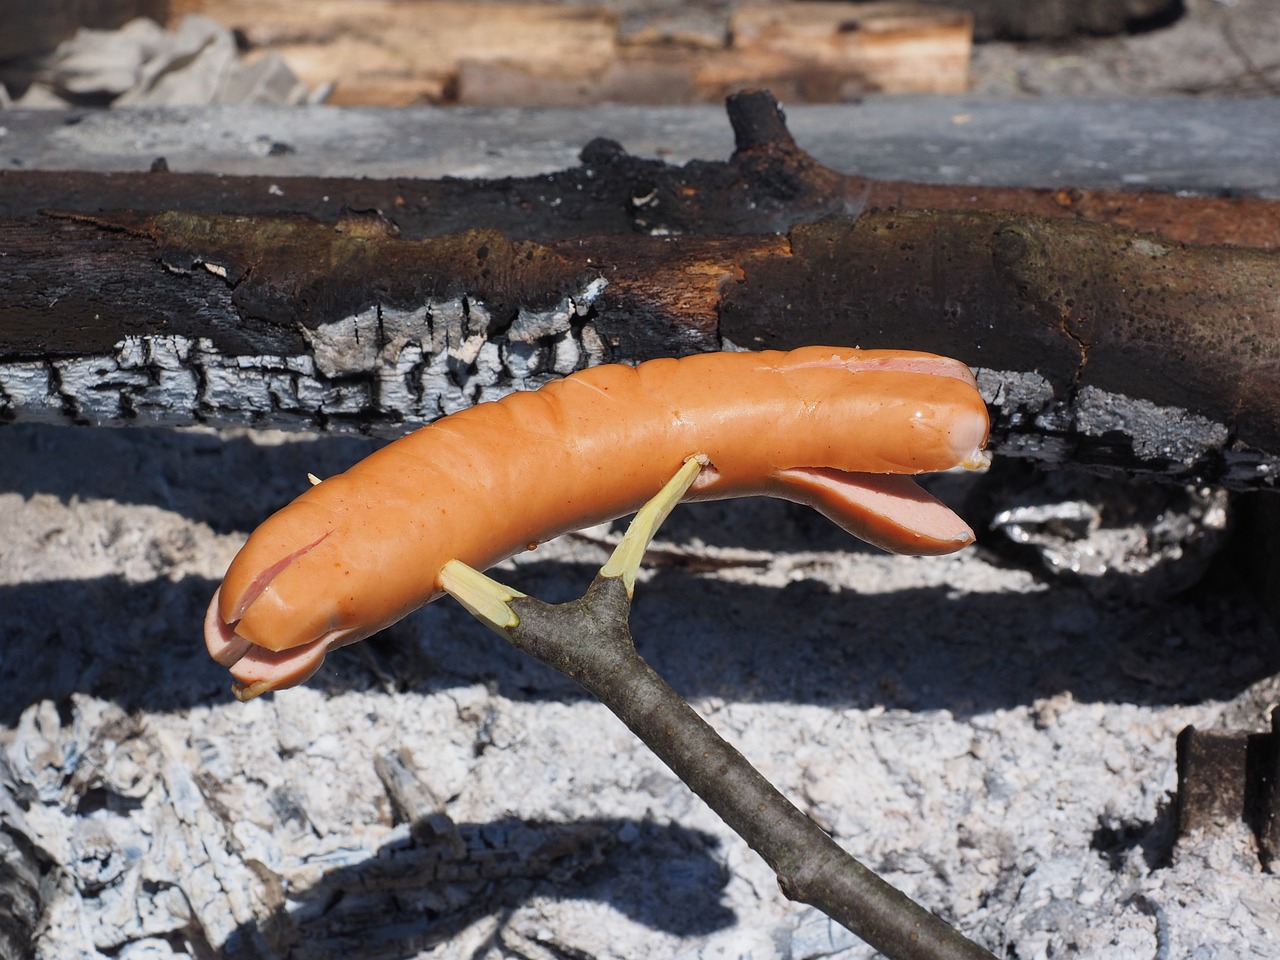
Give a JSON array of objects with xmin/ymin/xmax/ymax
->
[{"xmin": 221, "ymin": 817, "xmax": 732, "ymax": 960}]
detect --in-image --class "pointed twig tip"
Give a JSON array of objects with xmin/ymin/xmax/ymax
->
[
  {"xmin": 439, "ymin": 559, "xmax": 525, "ymax": 632},
  {"xmin": 600, "ymin": 456, "xmax": 705, "ymax": 596}
]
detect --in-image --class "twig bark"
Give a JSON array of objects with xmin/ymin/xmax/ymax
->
[{"xmin": 504, "ymin": 576, "xmax": 996, "ymax": 960}]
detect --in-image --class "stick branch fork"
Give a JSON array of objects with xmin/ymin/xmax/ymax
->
[{"xmin": 440, "ymin": 458, "xmax": 997, "ymax": 960}]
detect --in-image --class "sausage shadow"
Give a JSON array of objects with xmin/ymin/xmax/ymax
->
[
  {"xmin": 0, "ymin": 422, "xmax": 380, "ymax": 535},
  {"xmin": 1, "ymin": 558, "xmax": 1274, "ymax": 729},
  {"xmin": 390, "ymin": 554, "xmax": 1277, "ymax": 716},
  {"xmin": 0, "ymin": 422, "xmax": 963, "ymax": 553},
  {"xmin": 0, "ymin": 575, "xmax": 234, "ymax": 726}
]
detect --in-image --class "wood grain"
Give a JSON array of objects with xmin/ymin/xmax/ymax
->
[{"xmin": 167, "ymin": 0, "xmax": 971, "ymax": 104}]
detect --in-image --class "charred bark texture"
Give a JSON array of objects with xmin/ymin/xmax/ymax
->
[
  {"xmin": 2, "ymin": 93, "xmax": 1276, "ymax": 248},
  {"xmin": 720, "ymin": 212, "xmax": 1280, "ymax": 489},
  {"xmin": 1, "ymin": 92, "xmax": 1278, "ymax": 491}
]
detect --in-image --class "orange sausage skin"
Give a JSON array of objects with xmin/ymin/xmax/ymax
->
[{"xmin": 214, "ymin": 347, "xmax": 989, "ymax": 672}]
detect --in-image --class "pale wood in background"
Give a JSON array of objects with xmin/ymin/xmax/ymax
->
[{"xmin": 167, "ymin": 0, "xmax": 972, "ymax": 105}]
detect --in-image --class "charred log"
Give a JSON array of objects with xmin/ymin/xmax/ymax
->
[
  {"xmin": 0, "ymin": 92, "xmax": 1275, "ymax": 249},
  {"xmin": 2, "ymin": 203, "xmax": 1278, "ymax": 490},
  {"xmin": 0, "ymin": 92, "xmax": 1278, "ymax": 491}
]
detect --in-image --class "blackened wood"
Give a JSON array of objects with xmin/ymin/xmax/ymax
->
[
  {"xmin": 1, "ymin": 92, "xmax": 1279, "ymax": 490},
  {"xmin": 0, "ymin": 92, "xmax": 866, "ymax": 240},
  {"xmin": 1, "ymin": 92, "xmax": 1276, "ymax": 248},
  {"xmin": 1176, "ymin": 727, "xmax": 1251, "ymax": 834},
  {"xmin": 4, "ymin": 203, "xmax": 1278, "ymax": 490},
  {"xmin": 1263, "ymin": 708, "xmax": 1280, "ymax": 869},
  {"xmin": 0, "ymin": 806, "xmax": 50, "ymax": 960},
  {"xmin": 1175, "ymin": 720, "xmax": 1280, "ymax": 869},
  {"xmin": 720, "ymin": 211, "xmax": 1280, "ymax": 487},
  {"xmin": 2, "ymin": 153, "xmax": 1275, "ymax": 248}
]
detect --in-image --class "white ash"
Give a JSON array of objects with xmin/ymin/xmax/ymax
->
[
  {"xmin": 989, "ymin": 473, "xmax": 1230, "ymax": 599},
  {"xmin": 0, "ymin": 285, "xmax": 610, "ymax": 435},
  {"xmin": 0, "ymin": 423, "xmax": 1276, "ymax": 960},
  {"xmin": 1075, "ymin": 385, "xmax": 1232, "ymax": 468}
]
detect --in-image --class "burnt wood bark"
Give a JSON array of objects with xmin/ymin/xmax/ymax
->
[
  {"xmin": 0, "ymin": 828, "xmax": 45, "ymax": 960},
  {"xmin": 1, "ymin": 93, "xmax": 1276, "ymax": 248},
  {"xmin": 721, "ymin": 211, "xmax": 1280, "ymax": 489},
  {"xmin": 1, "ymin": 92, "xmax": 1278, "ymax": 492}
]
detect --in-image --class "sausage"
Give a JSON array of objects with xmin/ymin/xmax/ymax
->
[{"xmin": 205, "ymin": 347, "xmax": 990, "ymax": 698}]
